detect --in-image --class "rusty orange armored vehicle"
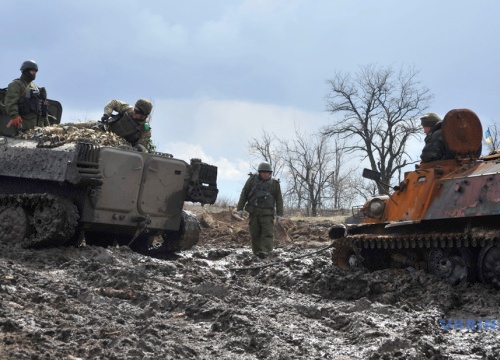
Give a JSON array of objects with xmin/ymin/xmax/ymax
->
[{"xmin": 329, "ymin": 109, "xmax": 500, "ymax": 286}]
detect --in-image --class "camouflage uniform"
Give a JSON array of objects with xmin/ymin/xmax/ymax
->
[
  {"xmin": 102, "ymin": 99, "xmax": 152, "ymax": 152},
  {"xmin": 237, "ymin": 174, "xmax": 284, "ymax": 254},
  {"xmin": 4, "ymin": 73, "xmax": 49, "ymax": 130}
]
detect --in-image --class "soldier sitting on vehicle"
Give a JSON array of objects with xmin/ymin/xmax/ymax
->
[{"xmin": 100, "ymin": 99, "xmax": 153, "ymax": 152}]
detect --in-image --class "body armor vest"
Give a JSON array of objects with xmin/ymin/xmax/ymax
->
[
  {"xmin": 248, "ymin": 175, "xmax": 275, "ymax": 209},
  {"xmin": 16, "ymin": 79, "xmax": 43, "ymax": 116},
  {"xmin": 108, "ymin": 112, "xmax": 144, "ymax": 144}
]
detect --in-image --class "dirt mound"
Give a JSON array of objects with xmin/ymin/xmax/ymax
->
[{"xmin": 193, "ymin": 207, "xmax": 334, "ymax": 249}]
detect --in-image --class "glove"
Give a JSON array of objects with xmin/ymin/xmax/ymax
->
[
  {"xmin": 276, "ymin": 216, "xmax": 282, "ymax": 223},
  {"xmin": 237, "ymin": 210, "xmax": 244, "ymax": 218},
  {"xmin": 7, "ymin": 116, "xmax": 22, "ymax": 128},
  {"xmin": 101, "ymin": 114, "xmax": 110, "ymax": 122},
  {"xmin": 91, "ymin": 122, "xmax": 106, "ymax": 131}
]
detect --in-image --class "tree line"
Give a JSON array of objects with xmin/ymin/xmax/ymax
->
[{"xmin": 248, "ymin": 64, "xmax": 436, "ymax": 216}]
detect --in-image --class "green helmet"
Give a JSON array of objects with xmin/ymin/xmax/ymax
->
[
  {"xmin": 257, "ymin": 162, "xmax": 272, "ymax": 172},
  {"xmin": 135, "ymin": 98, "xmax": 153, "ymax": 116},
  {"xmin": 20, "ymin": 60, "xmax": 38, "ymax": 72},
  {"xmin": 420, "ymin": 112, "xmax": 441, "ymax": 127}
]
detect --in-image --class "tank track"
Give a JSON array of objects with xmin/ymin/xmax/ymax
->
[
  {"xmin": 332, "ymin": 229, "xmax": 500, "ymax": 286},
  {"xmin": 333, "ymin": 230, "xmax": 499, "ymax": 251},
  {"xmin": 156, "ymin": 211, "xmax": 200, "ymax": 254},
  {"xmin": 0, "ymin": 194, "xmax": 79, "ymax": 248}
]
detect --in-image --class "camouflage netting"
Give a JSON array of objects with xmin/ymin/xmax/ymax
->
[{"xmin": 18, "ymin": 121, "xmax": 135, "ymax": 149}]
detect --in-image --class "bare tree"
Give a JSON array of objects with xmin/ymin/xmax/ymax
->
[
  {"xmin": 247, "ymin": 130, "xmax": 285, "ymax": 178},
  {"xmin": 280, "ymin": 130, "xmax": 337, "ymax": 216},
  {"xmin": 484, "ymin": 122, "xmax": 500, "ymax": 154},
  {"xmin": 323, "ymin": 64, "xmax": 433, "ymax": 194},
  {"xmin": 328, "ymin": 136, "xmax": 359, "ymax": 209},
  {"xmin": 354, "ymin": 179, "xmax": 379, "ymax": 202}
]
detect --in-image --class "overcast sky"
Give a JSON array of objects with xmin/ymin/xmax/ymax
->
[{"xmin": 2, "ymin": 0, "xmax": 499, "ymax": 201}]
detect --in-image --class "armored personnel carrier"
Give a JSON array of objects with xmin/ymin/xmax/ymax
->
[
  {"xmin": 0, "ymin": 135, "xmax": 218, "ymax": 256},
  {"xmin": 329, "ymin": 109, "xmax": 500, "ymax": 286}
]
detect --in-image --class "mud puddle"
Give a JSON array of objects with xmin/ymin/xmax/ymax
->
[{"xmin": 1, "ymin": 238, "xmax": 500, "ymax": 359}]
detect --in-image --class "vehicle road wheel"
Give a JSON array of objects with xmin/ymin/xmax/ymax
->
[
  {"xmin": 332, "ymin": 238, "xmax": 360, "ymax": 269},
  {"xmin": 428, "ymin": 248, "xmax": 474, "ymax": 285},
  {"xmin": 0, "ymin": 205, "xmax": 28, "ymax": 245},
  {"xmin": 477, "ymin": 245, "xmax": 500, "ymax": 288}
]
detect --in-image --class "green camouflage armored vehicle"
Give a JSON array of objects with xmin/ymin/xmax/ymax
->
[{"xmin": 0, "ymin": 135, "xmax": 218, "ymax": 256}]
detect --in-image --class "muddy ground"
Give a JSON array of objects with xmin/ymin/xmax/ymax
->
[{"xmin": 1, "ymin": 207, "xmax": 500, "ymax": 359}]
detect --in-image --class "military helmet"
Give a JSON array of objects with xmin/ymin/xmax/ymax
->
[
  {"xmin": 257, "ymin": 162, "xmax": 272, "ymax": 172},
  {"xmin": 420, "ymin": 112, "xmax": 441, "ymax": 127},
  {"xmin": 135, "ymin": 99, "xmax": 153, "ymax": 116},
  {"xmin": 20, "ymin": 60, "xmax": 38, "ymax": 72}
]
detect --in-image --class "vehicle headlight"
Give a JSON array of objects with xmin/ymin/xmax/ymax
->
[{"xmin": 367, "ymin": 198, "xmax": 386, "ymax": 218}]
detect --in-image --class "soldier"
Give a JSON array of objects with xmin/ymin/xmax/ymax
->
[
  {"xmin": 237, "ymin": 162, "xmax": 284, "ymax": 256},
  {"xmin": 420, "ymin": 112, "xmax": 455, "ymax": 163},
  {"xmin": 100, "ymin": 98, "xmax": 153, "ymax": 152},
  {"xmin": 4, "ymin": 60, "xmax": 50, "ymax": 131}
]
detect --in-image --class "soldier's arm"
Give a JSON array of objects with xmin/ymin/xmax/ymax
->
[
  {"xmin": 136, "ymin": 129, "xmax": 152, "ymax": 151},
  {"xmin": 4, "ymin": 81, "xmax": 22, "ymax": 119},
  {"xmin": 237, "ymin": 177, "xmax": 252, "ymax": 211},
  {"xmin": 274, "ymin": 181, "xmax": 284, "ymax": 216},
  {"xmin": 103, "ymin": 99, "xmax": 132, "ymax": 116}
]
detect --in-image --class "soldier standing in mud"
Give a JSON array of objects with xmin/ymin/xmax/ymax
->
[
  {"xmin": 237, "ymin": 162, "xmax": 284, "ymax": 256},
  {"xmin": 4, "ymin": 60, "xmax": 50, "ymax": 131},
  {"xmin": 100, "ymin": 98, "xmax": 153, "ymax": 152},
  {"xmin": 419, "ymin": 112, "xmax": 455, "ymax": 163}
]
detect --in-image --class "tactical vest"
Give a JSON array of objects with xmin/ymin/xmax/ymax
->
[
  {"xmin": 16, "ymin": 79, "xmax": 43, "ymax": 116},
  {"xmin": 108, "ymin": 112, "xmax": 144, "ymax": 145},
  {"xmin": 248, "ymin": 175, "xmax": 276, "ymax": 209}
]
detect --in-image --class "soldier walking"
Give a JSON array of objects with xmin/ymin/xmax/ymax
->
[{"xmin": 237, "ymin": 162, "xmax": 283, "ymax": 256}]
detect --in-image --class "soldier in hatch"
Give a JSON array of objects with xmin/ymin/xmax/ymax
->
[
  {"xmin": 4, "ymin": 60, "xmax": 50, "ymax": 131},
  {"xmin": 100, "ymin": 98, "xmax": 153, "ymax": 152},
  {"xmin": 419, "ymin": 112, "xmax": 455, "ymax": 163},
  {"xmin": 237, "ymin": 162, "xmax": 284, "ymax": 256}
]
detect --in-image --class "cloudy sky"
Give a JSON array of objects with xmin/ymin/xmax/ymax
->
[{"xmin": 2, "ymin": 0, "xmax": 499, "ymax": 201}]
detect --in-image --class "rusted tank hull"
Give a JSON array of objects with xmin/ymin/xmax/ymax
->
[{"xmin": 330, "ymin": 109, "xmax": 500, "ymax": 287}]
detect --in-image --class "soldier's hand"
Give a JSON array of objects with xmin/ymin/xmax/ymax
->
[
  {"xmin": 101, "ymin": 114, "xmax": 110, "ymax": 122},
  {"xmin": 91, "ymin": 122, "xmax": 106, "ymax": 131},
  {"xmin": 237, "ymin": 210, "xmax": 244, "ymax": 218},
  {"xmin": 7, "ymin": 116, "xmax": 22, "ymax": 128}
]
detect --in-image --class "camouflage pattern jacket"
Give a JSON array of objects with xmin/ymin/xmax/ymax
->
[
  {"xmin": 4, "ymin": 74, "xmax": 49, "ymax": 130},
  {"xmin": 103, "ymin": 99, "xmax": 151, "ymax": 151}
]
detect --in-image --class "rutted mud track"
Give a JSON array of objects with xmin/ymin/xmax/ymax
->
[{"xmin": 1, "ymin": 210, "xmax": 500, "ymax": 359}]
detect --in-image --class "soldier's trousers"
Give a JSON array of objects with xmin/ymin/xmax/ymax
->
[{"xmin": 248, "ymin": 213, "xmax": 274, "ymax": 254}]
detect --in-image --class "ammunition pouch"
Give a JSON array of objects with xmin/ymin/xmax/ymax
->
[
  {"xmin": 248, "ymin": 176, "xmax": 275, "ymax": 209},
  {"xmin": 107, "ymin": 113, "xmax": 143, "ymax": 145},
  {"xmin": 17, "ymin": 88, "xmax": 41, "ymax": 116}
]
